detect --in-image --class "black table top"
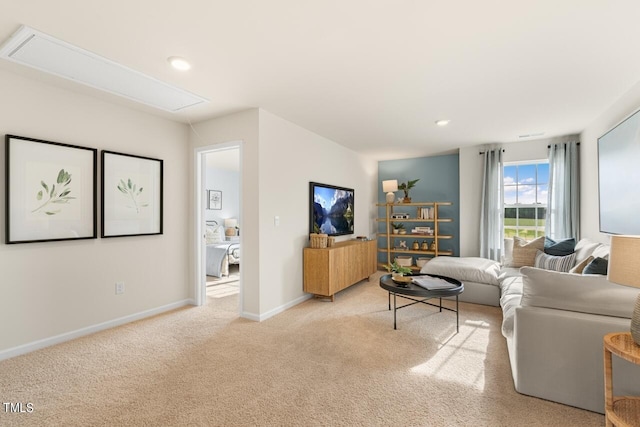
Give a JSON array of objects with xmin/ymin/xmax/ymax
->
[{"xmin": 379, "ymin": 273, "xmax": 464, "ymax": 298}]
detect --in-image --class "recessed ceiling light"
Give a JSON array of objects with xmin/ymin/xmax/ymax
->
[
  {"xmin": 435, "ymin": 120, "xmax": 450, "ymax": 127},
  {"xmin": 168, "ymin": 56, "xmax": 191, "ymax": 71}
]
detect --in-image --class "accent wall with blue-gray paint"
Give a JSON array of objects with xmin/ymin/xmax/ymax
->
[{"xmin": 378, "ymin": 153, "xmax": 460, "ymax": 267}]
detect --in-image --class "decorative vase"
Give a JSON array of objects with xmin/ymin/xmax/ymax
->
[
  {"xmin": 403, "ymin": 196, "xmax": 411, "ymax": 203},
  {"xmin": 392, "ymin": 229, "xmax": 399, "ymax": 234},
  {"xmin": 631, "ymin": 294, "xmax": 640, "ymax": 345}
]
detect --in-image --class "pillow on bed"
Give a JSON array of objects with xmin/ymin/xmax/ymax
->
[{"xmin": 205, "ymin": 225, "xmax": 225, "ymax": 244}]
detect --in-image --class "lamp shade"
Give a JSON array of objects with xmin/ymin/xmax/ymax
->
[
  {"xmin": 608, "ymin": 235, "xmax": 640, "ymax": 345},
  {"xmin": 608, "ymin": 235, "xmax": 640, "ymax": 289},
  {"xmin": 382, "ymin": 180, "xmax": 398, "ymax": 193},
  {"xmin": 224, "ymin": 218, "xmax": 237, "ymax": 228}
]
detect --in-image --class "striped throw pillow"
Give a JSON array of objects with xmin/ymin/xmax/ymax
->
[{"xmin": 534, "ymin": 250, "xmax": 577, "ymax": 272}]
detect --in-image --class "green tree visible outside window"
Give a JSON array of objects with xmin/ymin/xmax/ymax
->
[{"xmin": 503, "ymin": 162, "xmax": 549, "ymax": 240}]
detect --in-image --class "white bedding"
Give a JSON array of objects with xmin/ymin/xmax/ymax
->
[{"xmin": 205, "ymin": 222, "xmax": 240, "ymax": 277}]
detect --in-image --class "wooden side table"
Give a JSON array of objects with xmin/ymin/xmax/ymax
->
[{"xmin": 604, "ymin": 332, "xmax": 640, "ymax": 426}]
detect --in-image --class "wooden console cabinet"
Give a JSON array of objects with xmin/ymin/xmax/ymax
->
[{"xmin": 303, "ymin": 239, "xmax": 377, "ymax": 301}]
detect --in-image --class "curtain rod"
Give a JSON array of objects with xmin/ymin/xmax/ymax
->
[
  {"xmin": 478, "ymin": 149, "xmax": 505, "ymax": 155},
  {"xmin": 547, "ymin": 142, "xmax": 580, "ymax": 148}
]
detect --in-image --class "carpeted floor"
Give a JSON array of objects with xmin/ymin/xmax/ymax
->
[{"xmin": 0, "ymin": 271, "xmax": 604, "ymax": 426}]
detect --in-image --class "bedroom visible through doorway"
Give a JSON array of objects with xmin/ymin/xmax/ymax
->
[{"xmin": 202, "ymin": 146, "xmax": 241, "ymax": 306}]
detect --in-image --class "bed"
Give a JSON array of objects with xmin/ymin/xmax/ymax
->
[{"xmin": 205, "ymin": 221, "xmax": 240, "ymax": 277}]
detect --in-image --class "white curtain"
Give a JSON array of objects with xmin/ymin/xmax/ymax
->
[
  {"xmin": 546, "ymin": 141, "xmax": 580, "ymax": 240},
  {"xmin": 480, "ymin": 148, "xmax": 504, "ymax": 261}
]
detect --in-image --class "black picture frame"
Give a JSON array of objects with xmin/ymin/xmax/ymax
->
[
  {"xmin": 101, "ymin": 150, "xmax": 163, "ymax": 238},
  {"xmin": 5, "ymin": 134, "xmax": 97, "ymax": 244},
  {"xmin": 208, "ymin": 190, "xmax": 222, "ymax": 210}
]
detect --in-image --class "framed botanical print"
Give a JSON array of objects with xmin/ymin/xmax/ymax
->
[
  {"xmin": 5, "ymin": 134, "xmax": 97, "ymax": 244},
  {"xmin": 101, "ymin": 150, "xmax": 163, "ymax": 237},
  {"xmin": 208, "ymin": 190, "xmax": 222, "ymax": 210}
]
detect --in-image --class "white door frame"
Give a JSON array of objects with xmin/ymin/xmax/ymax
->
[{"xmin": 193, "ymin": 141, "xmax": 243, "ymax": 309}]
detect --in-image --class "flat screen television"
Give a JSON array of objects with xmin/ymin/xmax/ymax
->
[
  {"xmin": 598, "ymin": 108, "xmax": 640, "ymax": 235},
  {"xmin": 309, "ymin": 182, "xmax": 354, "ymax": 236}
]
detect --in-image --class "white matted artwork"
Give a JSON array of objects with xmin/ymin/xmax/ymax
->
[
  {"xmin": 5, "ymin": 134, "xmax": 97, "ymax": 244},
  {"xmin": 101, "ymin": 150, "xmax": 163, "ymax": 237}
]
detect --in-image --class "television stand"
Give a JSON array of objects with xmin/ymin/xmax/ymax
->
[{"xmin": 303, "ymin": 239, "xmax": 377, "ymax": 301}]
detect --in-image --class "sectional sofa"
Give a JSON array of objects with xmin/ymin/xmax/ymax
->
[{"xmin": 421, "ymin": 238, "xmax": 640, "ymax": 413}]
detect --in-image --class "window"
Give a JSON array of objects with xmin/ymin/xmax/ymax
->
[{"xmin": 503, "ymin": 161, "xmax": 549, "ymax": 239}]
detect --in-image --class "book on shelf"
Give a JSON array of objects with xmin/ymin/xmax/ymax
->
[
  {"xmin": 411, "ymin": 276, "xmax": 457, "ymax": 290},
  {"xmin": 416, "ymin": 207, "xmax": 435, "ymax": 220}
]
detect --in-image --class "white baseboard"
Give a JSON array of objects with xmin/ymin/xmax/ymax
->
[
  {"xmin": 0, "ymin": 299, "xmax": 192, "ymax": 361},
  {"xmin": 241, "ymin": 293, "xmax": 312, "ymax": 322}
]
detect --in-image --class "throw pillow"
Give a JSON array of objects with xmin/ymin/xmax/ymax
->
[
  {"xmin": 544, "ymin": 237, "xmax": 576, "ymax": 256},
  {"xmin": 583, "ymin": 257, "xmax": 608, "ymax": 275},
  {"xmin": 510, "ymin": 236, "xmax": 545, "ymax": 268},
  {"xmin": 569, "ymin": 255, "xmax": 594, "ymax": 274},
  {"xmin": 205, "ymin": 225, "xmax": 225, "ymax": 244},
  {"xmin": 534, "ymin": 250, "xmax": 577, "ymax": 272}
]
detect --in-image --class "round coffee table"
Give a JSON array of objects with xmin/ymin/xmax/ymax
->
[{"xmin": 379, "ymin": 273, "xmax": 464, "ymax": 332}]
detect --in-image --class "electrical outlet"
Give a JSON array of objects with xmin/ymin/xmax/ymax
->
[{"xmin": 115, "ymin": 282, "xmax": 125, "ymax": 295}]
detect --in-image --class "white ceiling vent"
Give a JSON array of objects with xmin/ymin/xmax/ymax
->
[{"xmin": 0, "ymin": 26, "xmax": 208, "ymax": 112}]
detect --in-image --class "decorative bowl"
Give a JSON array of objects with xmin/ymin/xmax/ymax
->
[{"xmin": 391, "ymin": 275, "xmax": 413, "ymax": 284}]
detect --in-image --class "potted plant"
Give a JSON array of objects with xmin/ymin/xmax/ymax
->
[
  {"xmin": 391, "ymin": 222, "xmax": 405, "ymax": 234},
  {"xmin": 385, "ymin": 261, "xmax": 413, "ymax": 277},
  {"xmin": 398, "ymin": 179, "xmax": 420, "ymax": 203}
]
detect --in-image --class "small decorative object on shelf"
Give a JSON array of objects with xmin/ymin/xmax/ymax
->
[
  {"xmin": 391, "ymin": 222, "xmax": 404, "ymax": 235},
  {"xmin": 416, "ymin": 257, "xmax": 429, "ymax": 268},
  {"xmin": 421, "ymin": 241, "xmax": 429, "ymax": 251},
  {"xmin": 394, "ymin": 256, "xmax": 413, "ymax": 267},
  {"xmin": 412, "ymin": 241, "xmax": 420, "ymax": 250},
  {"xmin": 309, "ymin": 233, "xmax": 328, "ymax": 248},
  {"xmin": 398, "ymin": 179, "xmax": 420, "ymax": 203}
]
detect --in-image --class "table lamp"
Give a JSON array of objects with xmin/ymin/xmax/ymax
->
[
  {"xmin": 382, "ymin": 180, "xmax": 398, "ymax": 204},
  {"xmin": 224, "ymin": 218, "xmax": 238, "ymax": 236},
  {"xmin": 608, "ymin": 235, "xmax": 640, "ymax": 345}
]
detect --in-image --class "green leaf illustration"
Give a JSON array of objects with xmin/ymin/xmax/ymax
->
[
  {"xmin": 32, "ymin": 169, "xmax": 74, "ymax": 215},
  {"xmin": 118, "ymin": 177, "xmax": 146, "ymax": 213}
]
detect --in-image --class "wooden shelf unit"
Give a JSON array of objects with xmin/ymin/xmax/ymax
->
[
  {"xmin": 376, "ymin": 201, "xmax": 454, "ymax": 271},
  {"xmin": 303, "ymin": 239, "xmax": 377, "ymax": 301}
]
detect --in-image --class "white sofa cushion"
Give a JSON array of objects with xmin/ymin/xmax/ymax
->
[
  {"xmin": 499, "ymin": 274, "xmax": 523, "ymax": 338},
  {"xmin": 520, "ymin": 266, "xmax": 639, "ymax": 318},
  {"xmin": 574, "ymin": 238, "xmax": 606, "ymax": 264},
  {"xmin": 420, "ymin": 256, "xmax": 501, "ymax": 286}
]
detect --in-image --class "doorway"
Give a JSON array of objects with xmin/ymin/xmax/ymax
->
[{"xmin": 195, "ymin": 142, "xmax": 242, "ymax": 311}]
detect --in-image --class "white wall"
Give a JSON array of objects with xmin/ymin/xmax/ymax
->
[
  {"xmin": 580, "ymin": 79, "xmax": 640, "ymax": 243},
  {"xmin": 189, "ymin": 108, "xmax": 377, "ymax": 319},
  {"xmin": 189, "ymin": 110, "xmax": 260, "ymax": 317},
  {"xmin": 459, "ymin": 135, "xmax": 578, "ymax": 256},
  {"xmin": 205, "ymin": 158, "xmax": 240, "ymax": 225},
  {"xmin": 0, "ymin": 70, "xmax": 190, "ymax": 356},
  {"xmin": 257, "ymin": 109, "xmax": 377, "ymax": 314}
]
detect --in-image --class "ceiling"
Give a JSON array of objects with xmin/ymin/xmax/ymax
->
[{"xmin": 2, "ymin": 1, "xmax": 640, "ymax": 160}]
